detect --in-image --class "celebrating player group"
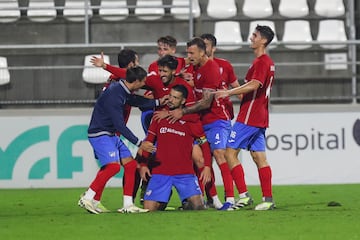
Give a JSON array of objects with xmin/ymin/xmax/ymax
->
[{"xmin": 78, "ymin": 24, "xmax": 276, "ymax": 214}]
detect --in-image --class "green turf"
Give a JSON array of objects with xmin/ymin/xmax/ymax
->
[{"xmin": 1, "ymin": 184, "xmax": 359, "ymax": 240}]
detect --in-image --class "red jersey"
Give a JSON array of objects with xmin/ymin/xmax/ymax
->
[
  {"xmin": 214, "ymin": 57, "xmax": 238, "ymax": 89},
  {"xmin": 214, "ymin": 57, "xmax": 238, "ymax": 119},
  {"xmin": 193, "ymin": 59, "xmax": 230, "ymax": 125},
  {"xmin": 236, "ymin": 54, "xmax": 275, "ymax": 128},
  {"xmin": 145, "ymin": 75, "xmax": 196, "ymax": 108},
  {"xmin": 146, "ymin": 116, "xmax": 211, "ymax": 175}
]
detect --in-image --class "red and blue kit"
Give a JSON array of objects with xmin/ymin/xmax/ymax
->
[
  {"xmin": 236, "ymin": 54, "xmax": 275, "ymax": 128},
  {"xmin": 193, "ymin": 59, "xmax": 231, "ymax": 125}
]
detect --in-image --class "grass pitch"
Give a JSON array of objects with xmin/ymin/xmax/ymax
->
[{"xmin": 1, "ymin": 184, "xmax": 359, "ymax": 240}]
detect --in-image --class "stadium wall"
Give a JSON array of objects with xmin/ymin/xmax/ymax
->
[{"xmin": 0, "ymin": 104, "xmax": 359, "ymax": 189}]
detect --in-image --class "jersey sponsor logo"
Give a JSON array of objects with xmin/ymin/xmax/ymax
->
[{"xmin": 159, "ymin": 127, "xmax": 185, "ymax": 136}]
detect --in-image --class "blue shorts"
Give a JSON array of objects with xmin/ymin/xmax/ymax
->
[
  {"xmin": 227, "ymin": 122, "xmax": 266, "ymax": 151},
  {"xmin": 88, "ymin": 135, "xmax": 132, "ymax": 167},
  {"xmin": 144, "ymin": 174, "xmax": 202, "ymax": 203},
  {"xmin": 203, "ymin": 120, "xmax": 231, "ymax": 150}
]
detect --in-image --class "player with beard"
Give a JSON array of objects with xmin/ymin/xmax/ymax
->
[
  {"xmin": 199, "ymin": 33, "xmax": 241, "ymax": 207},
  {"xmin": 138, "ymin": 55, "xmax": 212, "ymax": 204},
  {"xmin": 167, "ymin": 37, "xmax": 236, "ymax": 210},
  {"xmin": 140, "ymin": 85, "xmax": 211, "ymax": 211}
]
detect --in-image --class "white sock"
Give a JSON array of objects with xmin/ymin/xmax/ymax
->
[
  {"xmin": 212, "ymin": 195, "xmax": 223, "ymax": 209},
  {"xmin": 123, "ymin": 195, "xmax": 133, "ymax": 208},
  {"xmin": 226, "ymin": 197, "xmax": 235, "ymax": 204},
  {"xmin": 84, "ymin": 188, "xmax": 96, "ymax": 200},
  {"xmin": 239, "ymin": 192, "xmax": 248, "ymax": 199}
]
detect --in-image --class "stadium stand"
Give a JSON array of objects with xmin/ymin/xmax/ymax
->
[
  {"xmin": 0, "ymin": 56, "xmax": 10, "ymax": 86},
  {"xmin": 98, "ymin": 0, "xmax": 129, "ymax": 21},
  {"xmin": 0, "ymin": 0, "xmax": 358, "ymax": 106},
  {"xmin": 206, "ymin": 0, "xmax": 237, "ymax": 19},
  {"xmin": 214, "ymin": 20, "xmax": 242, "ymax": 50},
  {"xmin": 134, "ymin": 0, "xmax": 165, "ymax": 20},
  {"xmin": 317, "ymin": 19, "xmax": 347, "ymax": 49},
  {"xmin": 82, "ymin": 54, "xmax": 110, "ymax": 84},
  {"xmin": 314, "ymin": 0, "xmax": 345, "ymax": 17},
  {"xmin": 242, "ymin": 0, "xmax": 273, "ymax": 18},
  {"xmin": 278, "ymin": 0, "xmax": 309, "ymax": 18},
  {"xmin": 63, "ymin": 0, "xmax": 93, "ymax": 22},
  {"xmin": 27, "ymin": 0, "xmax": 57, "ymax": 22},
  {"xmin": 170, "ymin": 0, "xmax": 201, "ymax": 20},
  {"xmin": 282, "ymin": 20, "xmax": 313, "ymax": 49},
  {"xmin": 0, "ymin": 0, "xmax": 20, "ymax": 23}
]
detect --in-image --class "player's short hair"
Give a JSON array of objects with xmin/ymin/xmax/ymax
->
[
  {"xmin": 157, "ymin": 55, "xmax": 178, "ymax": 70},
  {"xmin": 157, "ymin": 35, "xmax": 177, "ymax": 48},
  {"xmin": 172, "ymin": 84, "xmax": 188, "ymax": 100},
  {"xmin": 187, "ymin": 37, "xmax": 206, "ymax": 52},
  {"xmin": 200, "ymin": 33, "xmax": 217, "ymax": 47},
  {"xmin": 117, "ymin": 49, "xmax": 137, "ymax": 68},
  {"xmin": 256, "ymin": 25, "xmax": 275, "ymax": 47},
  {"xmin": 126, "ymin": 66, "xmax": 147, "ymax": 83}
]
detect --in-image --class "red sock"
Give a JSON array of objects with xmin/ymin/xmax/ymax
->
[
  {"xmin": 205, "ymin": 167, "xmax": 217, "ymax": 198},
  {"xmin": 231, "ymin": 164, "xmax": 247, "ymax": 194},
  {"xmin": 123, "ymin": 159, "xmax": 137, "ymax": 197},
  {"xmin": 92, "ymin": 163, "xmax": 121, "ymax": 201},
  {"xmin": 219, "ymin": 162, "xmax": 234, "ymax": 198},
  {"xmin": 258, "ymin": 166, "xmax": 272, "ymax": 198}
]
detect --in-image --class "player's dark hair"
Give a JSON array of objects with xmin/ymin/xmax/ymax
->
[
  {"xmin": 256, "ymin": 25, "xmax": 275, "ymax": 47},
  {"xmin": 117, "ymin": 49, "xmax": 137, "ymax": 68},
  {"xmin": 157, "ymin": 35, "xmax": 177, "ymax": 48},
  {"xmin": 157, "ymin": 55, "xmax": 178, "ymax": 70},
  {"xmin": 200, "ymin": 33, "xmax": 217, "ymax": 47},
  {"xmin": 126, "ymin": 66, "xmax": 147, "ymax": 83},
  {"xmin": 172, "ymin": 84, "xmax": 188, "ymax": 100},
  {"xmin": 187, "ymin": 37, "xmax": 206, "ymax": 52}
]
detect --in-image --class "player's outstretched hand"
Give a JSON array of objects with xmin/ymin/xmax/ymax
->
[{"xmin": 90, "ymin": 51, "xmax": 105, "ymax": 68}]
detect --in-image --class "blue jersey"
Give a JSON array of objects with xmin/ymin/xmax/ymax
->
[{"xmin": 88, "ymin": 80, "xmax": 159, "ymax": 146}]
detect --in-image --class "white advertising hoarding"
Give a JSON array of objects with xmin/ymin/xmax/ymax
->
[{"xmin": 0, "ymin": 108, "xmax": 359, "ymax": 188}]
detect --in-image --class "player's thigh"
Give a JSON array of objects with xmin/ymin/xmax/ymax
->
[
  {"xmin": 143, "ymin": 174, "xmax": 173, "ymax": 203},
  {"xmin": 88, "ymin": 135, "xmax": 120, "ymax": 167},
  {"xmin": 173, "ymin": 174, "xmax": 202, "ymax": 202}
]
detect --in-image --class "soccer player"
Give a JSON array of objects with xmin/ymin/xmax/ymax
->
[
  {"xmin": 90, "ymin": 49, "xmax": 142, "ymax": 201},
  {"xmin": 139, "ymin": 54, "xmax": 212, "ymax": 203},
  {"xmin": 139, "ymin": 85, "xmax": 211, "ymax": 211},
  {"xmin": 167, "ymin": 37, "xmax": 235, "ymax": 210},
  {"xmin": 199, "ymin": 33, "xmax": 241, "ymax": 207},
  {"xmin": 78, "ymin": 66, "xmax": 167, "ymax": 214},
  {"xmin": 215, "ymin": 25, "xmax": 276, "ymax": 211}
]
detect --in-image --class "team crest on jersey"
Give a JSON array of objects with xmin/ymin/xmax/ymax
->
[
  {"xmin": 196, "ymin": 73, "xmax": 201, "ymax": 80},
  {"xmin": 219, "ymin": 67, "xmax": 223, "ymax": 75}
]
